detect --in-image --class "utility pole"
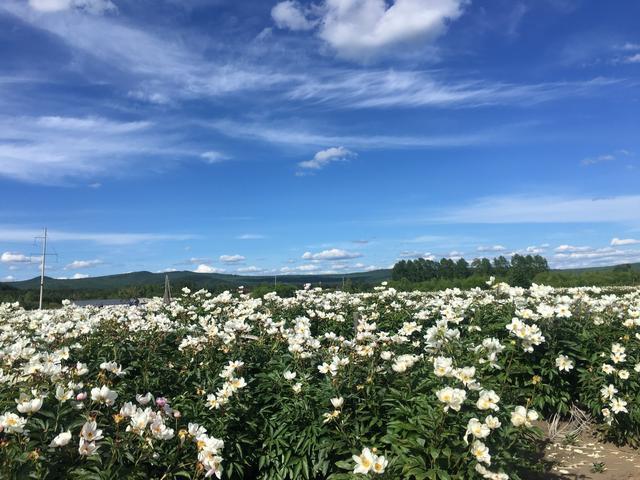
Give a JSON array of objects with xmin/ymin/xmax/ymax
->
[{"xmin": 37, "ymin": 228, "xmax": 47, "ymax": 310}]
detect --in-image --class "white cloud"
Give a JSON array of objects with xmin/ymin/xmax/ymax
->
[
  {"xmin": 237, "ymin": 266, "xmax": 265, "ymax": 273},
  {"xmin": 555, "ymin": 245, "xmax": 592, "ymax": 252},
  {"xmin": 219, "ymin": 254, "xmax": 246, "ymax": 263},
  {"xmin": 194, "ymin": 264, "xmax": 225, "ymax": 274},
  {"xmin": 271, "ymin": 1, "xmax": 315, "ymax": 31},
  {"xmin": 4, "ymin": 1, "xmax": 617, "ymax": 113},
  {"xmin": 621, "ymin": 42, "xmax": 640, "ymax": 51},
  {"xmin": 285, "ymin": 72, "xmax": 616, "ymax": 109},
  {"xmin": 524, "ymin": 245, "xmax": 547, "ymax": 254},
  {"xmin": 581, "ymin": 150, "xmax": 631, "ymax": 167},
  {"xmin": 35, "ymin": 116, "xmax": 149, "ymax": 133},
  {"xmin": 328, "ymin": 263, "xmax": 349, "ymax": 270},
  {"xmin": 354, "ymin": 263, "xmax": 380, "ymax": 271},
  {"xmin": 1, "ymin": 252, "xmax": 31, "ymax": 263},
  {"xmin": 398, "ymin": 250, "xmax": 435, "ymax": 260},
  {"xmin": 552, "ymin": 247, "xmax": 640, "ymax": 268},
  {"xmin": 65, "ymin": 259, "xmax": 102, "ymax": 269},
  {"xmin": 321, "ymin": 0, "xmax": 466, "ymax": 60},
  {"xmin": 280, "ymin": 264, "xmax": 320, "ymax": 273},
  {"xmin": 201, "ymin": 151, "xmax": 230, "ymax": 164},
  {"xmin": 185, "ymin": 257, "xmax": 212, "ymax": 265},
  {"xmin": 288, "ymin": 69, "xmax": 618, "ymax": 109},
  {"xmin": 611, "ymin": 237, "xmax": 640, "ymax": 246},
  {"xmin": 407, "ymin": 235, "xmax": 444, "ymax": 243},
  {"xmin": 298, "ymin": 147, "xmax": 355, "ymax": 171},
  {"xmin": 273, "ymin": 0, "xmax": 466, "ymax": 60},
  {"xmin": 28, "ymin": 0, "xmax": 116, "ymax": 14},
  {"xmin": 302, "ymin": 248, "xmax": 362, "ymax": 260},
  {"xmin": 209, "ymin": 119, "xmax": 499, "ymax": 149},
  {"xmin": 0, "ymin": 227, "xmax": 196, "ymax": 245},
  {"xmin": 72, "ymin": 272, "xmax": 89, "ymax": 279},
  {"xmin": 4, "ymin": 1, "xmax": 293, "ymax": 105},
  {"xmin": 236, "ymin": 234, "xmax": 265, "ymax": 240},
  {"xmin": 581, "ymin": 154, "xmax": 615, "ymax": 166},
  {"xmin": 1, "ymin": 275, "xmax": 15, "ymax": 282},
  {"xmin": 440, "ymin": 195, "xmax": 640, "ymax": 224},
  {"xmin": 477, "ymin": 245, "xmax": 506, "ymax": 252},
  {"xmin": 128, "ymin": 90, "xmax": 172, "ymax": 105},
  {"xmin": 0, "ymin": 114, "xmax": 202, "ymax": 184},
  {"xmin": 625, "ymin": 53, "xmax": 640, "ymax": 63}
]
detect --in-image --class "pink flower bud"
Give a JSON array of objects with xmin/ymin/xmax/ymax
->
[{"xmin": 76, "ymin": 392, "xmax": 87, "ymax": 401}]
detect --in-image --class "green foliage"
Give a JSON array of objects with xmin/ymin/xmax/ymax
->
[
  {"xmin": 391, "ymin": 255, "xmax": 549, "ymax": 287},
  {"xmin": 1, "ymin": 283, "xmax": 640, "ymax": 479}
]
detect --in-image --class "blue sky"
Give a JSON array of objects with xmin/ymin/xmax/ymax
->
[{"xmin": 1, "ymin": 0, "xmax": 640, "ymax": 281}]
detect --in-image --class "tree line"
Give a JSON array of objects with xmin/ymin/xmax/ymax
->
[{"xmin": 391, "ymin": 254, "xmax": 550, "ymax": 287}]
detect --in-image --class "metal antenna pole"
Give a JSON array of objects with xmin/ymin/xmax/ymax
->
[
  {"xmin": 163, "ymin": 274, "xmax": 172, "ymax": 304},
  {"xmin": 39, "ymin": 227, "xmax": 47, "ymax": 310}
]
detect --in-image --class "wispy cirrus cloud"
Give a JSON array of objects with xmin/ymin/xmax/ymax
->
[
  {"xmin": 28, "ymin": 0, "xmax": 116, "ymax": 14},
  {"xmin": 0, "ymin": 114, "xmax": 208, "ymax": 184},
  {"xmin": 611, "ymin": 237, "xmax": 640, "ymax": 246},
  {"xmin": 207, "ymin": 118, "xmax": 506, "ymax": 149},
  {"xmin": 236, "ymin": 233, "xmax": 265, "ymax": 240},
  {"xmin": 439, "ymin": 194, "xmax": 640, "ymax": 224},
  {"xmin": 553, "ymin": 246, "xmax": 640, "ymax": 268},
  {"xmin": 286, "ymin": 71, "xmax": 618, "ymax": 109},
  {"xmin": 2, "ymin": 1, "xmax": 295, "ymax": 103},
  {"xmin": 581, "ymin": 149, "xmax": 632, "ymax": 166},
  {"xmin": 0, "ymin": 227, "xmax": 197, "ymax": 245},
  {"xmin": 1, "ymin": 1, "xmax": 619, "ymax": 111}
]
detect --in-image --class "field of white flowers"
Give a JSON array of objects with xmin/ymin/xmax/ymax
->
[{"xmin": 1, "ymin": 280, "xmax": 639, "ymax": 479}]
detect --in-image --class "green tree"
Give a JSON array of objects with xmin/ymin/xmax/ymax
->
[{"xmin": 454, "ymin": 258, "xmax": 470, "ymax": 278}]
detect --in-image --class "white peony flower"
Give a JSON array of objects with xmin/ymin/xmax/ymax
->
[
  {"xmin": 50, "ymin": 431, "xmax": 72, "ymax": 447},
  {"xmin": 91, "ymin": 386, "xmax": 118, "ymax": 406}
]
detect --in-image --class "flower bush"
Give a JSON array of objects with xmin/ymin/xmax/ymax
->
[{"xmin": 0, "ymin": 282, "xmax": 639, "ymax": 478}]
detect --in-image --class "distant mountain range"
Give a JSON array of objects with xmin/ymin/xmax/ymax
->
[
  {"xmin": 2, "ymin": 262, "xmax": 639, "ymax": 291},
  {"xmin": 2, "ymin": 269, "xmax": 392, "ymax": 291}
]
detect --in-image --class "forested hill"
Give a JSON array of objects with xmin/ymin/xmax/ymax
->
[
  {"xmin": 3, "ymin": 269, "xmax": 392, "ymax": 291},
  {"xmin": 2, "ymin": 260, "xmax": 640, "ymax": 292}
]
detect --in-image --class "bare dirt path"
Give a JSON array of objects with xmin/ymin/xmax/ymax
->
[{"xmin": 524, "ymin": 424, "xmax": 640, "ymax": 480}]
